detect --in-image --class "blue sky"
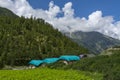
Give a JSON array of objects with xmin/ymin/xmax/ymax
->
[{"xmin": 28, "ymin": 0, "xmax": 120, "ymax": 21}]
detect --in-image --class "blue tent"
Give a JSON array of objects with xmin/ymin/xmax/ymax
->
[
  {"xmin": 59, "ymin": 55, "xmax": 80, "ymax": 61},
  {"xmin": 29, "ymin": 60, "xmax": 43, "ymax": 66},
  {"xmin": 43, "ymin": 58, "xmax": 59, "ymax": 64}
]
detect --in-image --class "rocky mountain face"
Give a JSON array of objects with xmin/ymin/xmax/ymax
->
[{"xmin": 64, "ymin": 31, "xmax": 120, "ymax": 54}]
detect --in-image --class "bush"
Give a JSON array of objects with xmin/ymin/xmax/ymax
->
[
  {"xmin": 0, "ymin": 57, "xmax": 4, "ymax": 69},
  {"xmin": 47, "ymin": 53, "xmax": 120, "ymax": 80}
]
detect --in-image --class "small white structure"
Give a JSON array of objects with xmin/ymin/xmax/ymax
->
[{"xmin": 29, "ymin": 65, "xmax": 36, "ymax": 69}]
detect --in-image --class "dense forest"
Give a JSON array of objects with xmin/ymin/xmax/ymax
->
[{"xmin": 0, "ymin": 15, "xmax": 88, "ymax": 67}]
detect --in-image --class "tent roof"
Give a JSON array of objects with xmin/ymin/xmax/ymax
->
[
  {"xmin": 59, "ymin": 55, "xmax": 80, "ymax": 61},
  {"xmin": 29, "ymin": 55, "xmax": 80, "ymax": 66},
  {"xmin": 43, "ymin": 58, "xmax": 59, "ymax": 64},
  {"xmin": 29, "ymin": 60, "xmax": 43, "ymax": 66}
]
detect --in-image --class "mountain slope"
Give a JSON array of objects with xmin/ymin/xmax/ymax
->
[
  {"xmin": 0, "ymin": 7, "xmax": 17, "ymax": 17},
  {"xmin": 65, "ymin": 31, "xmax": 120, "ymax": 54}
]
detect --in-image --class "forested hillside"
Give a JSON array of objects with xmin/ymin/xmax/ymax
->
[{"xmin": 0, "ymin": 15, "xmax": 88, "ymax": 67}]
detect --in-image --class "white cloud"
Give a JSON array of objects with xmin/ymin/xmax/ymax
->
[
  {"xmin": 46, "ymin": 1, "xmax": 60, "ymax": 18},
  {"xmin": 0, "ymin": 0, "xmax": 120, "ymax": 40},
  {"xmin": 62, "ymin": 2, "xmax": 74, "ymax": 18}
]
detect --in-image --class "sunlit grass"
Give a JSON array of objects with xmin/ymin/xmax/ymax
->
[{"xmin": 0, "ymin": 68, "xmax": 103, "ymax": 80}]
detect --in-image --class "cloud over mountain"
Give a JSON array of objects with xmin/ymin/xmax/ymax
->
[{"xmin": 0, "ymin": 0, "xmax": 120, "ymax": 39}]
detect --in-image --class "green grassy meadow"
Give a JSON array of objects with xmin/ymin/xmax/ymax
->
[{"xmin": 0, "ymin": 68, "xmax": 103, "ymax": 80}]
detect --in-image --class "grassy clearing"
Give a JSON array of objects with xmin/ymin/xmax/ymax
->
[{"xmin": 0, "ymin": 68, "xmax": 103, "ymax": 80}]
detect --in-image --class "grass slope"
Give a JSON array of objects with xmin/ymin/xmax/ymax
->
[
  {"xmin": 47, "ymin": 50, "xmax": 120, "ymax": 80},
  {"xmin": 0, "ymin": 68, "xmax": 103, "ymax": 80}
]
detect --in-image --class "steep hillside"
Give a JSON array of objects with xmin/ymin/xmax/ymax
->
[
  {"xmin": 65, "ymin": 31, "xmax": 120, "ymax": 54},
  {"xmin": 0, "ymin": 8, "xmax": 88, "ymax": 67}
]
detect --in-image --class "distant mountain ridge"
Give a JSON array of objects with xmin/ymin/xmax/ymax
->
[
  {"xmin": 64, "ymin": 31, "xmax": 120, "ymax": 54},
  {"xmin": 0, "ymin": 7, "xmax": 17, "ymax": 17}
]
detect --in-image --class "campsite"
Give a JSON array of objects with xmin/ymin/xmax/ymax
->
[
  {"xmin": 0, "ymin": 0, "xmax": 120, "ymax": 80},
  {"xmin": 28, "ymin": 55, "xmax": 81, "ymax": 67}
]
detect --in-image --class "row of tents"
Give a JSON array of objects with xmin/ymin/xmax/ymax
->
[{"xmin": 29, "ymin": 55, "xmax": 81, "ymax": 67}]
